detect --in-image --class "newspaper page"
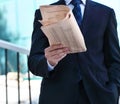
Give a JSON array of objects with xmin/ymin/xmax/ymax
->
[{"xmin": 39, "ymin": 5, "xmax": 87, "ymax": 53}]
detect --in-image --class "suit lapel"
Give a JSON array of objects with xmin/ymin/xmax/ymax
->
[{"xmin": 81, "ymin": 0, "xmax": 93, "ymax": 36}]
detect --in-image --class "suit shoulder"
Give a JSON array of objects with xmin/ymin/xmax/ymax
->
[
  {"xmin": 35, "ymin": 9, "xmax": 40, "ymax": 15},
  {"xmin": 50, "ymin": 0, "xmax": 65, "ymax": 5},
  {"xmin": 90, "ymin": 0, "xmax": 114, "ymax": 12},
  {"xmin": 34, "ymin": 9, "xmax": 42, "ymax": 20}
]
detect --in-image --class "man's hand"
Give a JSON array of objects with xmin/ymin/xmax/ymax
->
[{"xmin": 45, "ymin": 43, "xmax": 70, "ymax": 66}]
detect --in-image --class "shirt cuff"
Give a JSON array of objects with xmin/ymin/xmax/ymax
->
[{"xmin": 47, "ymin": 60, "xmax": 55, "ymax": 71}]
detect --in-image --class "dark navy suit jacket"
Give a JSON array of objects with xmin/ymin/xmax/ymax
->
[{"xmin": 28, "ymin": 0, "xmax": 120, "ymax": 104}]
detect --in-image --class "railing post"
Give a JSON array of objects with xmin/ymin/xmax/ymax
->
[
  {"xmin": 17, "ymin": 52, "xmax": 20, "ymax": 104},
  {"xmin": 28, "ymin": 66, "xmax": 32, "ymax": 104},
  {"xmin": 5, "ymin": 49, "xmax": 8, "ymax": 104}
]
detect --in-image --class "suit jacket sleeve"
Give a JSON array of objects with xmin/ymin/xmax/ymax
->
[
  {"xmin": 28, "ymin": 10, "xmax": 52, "ymax": 78},
  {"xmin": 104, "ymin": 9, "xmax": 120, "ymax": 87}
]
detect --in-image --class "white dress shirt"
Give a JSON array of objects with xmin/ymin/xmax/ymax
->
[{"xmin": 48, "ymin": 0, "xmax": 86, "ymax": 71}]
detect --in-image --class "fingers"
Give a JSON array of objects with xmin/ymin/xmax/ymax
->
[
  {"xmin": 45, "ymin": 43, "xmax": 69, "ymax": 57},
  {"xmin": 45, "ymin": 43, "xmax": 62, "ymax": 52},
  {"xmin": 44, "ymin": 43, "xmax": 70, "ymax": 66}
]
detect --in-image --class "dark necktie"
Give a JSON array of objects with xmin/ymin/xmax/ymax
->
[{"xmin": 71, "ymin": 0, "xmax": 83, "ymax": 26}]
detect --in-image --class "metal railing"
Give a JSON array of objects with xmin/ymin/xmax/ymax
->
[{"xmin": 0, "ymin": 39, "xmax": 32, "ymax": 104}]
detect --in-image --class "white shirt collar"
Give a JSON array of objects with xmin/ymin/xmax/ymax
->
[{"xmin": 65, "ymin": 0, "xmax": 86, "ymax": 5}]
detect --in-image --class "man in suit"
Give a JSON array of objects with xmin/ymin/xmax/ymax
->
[{"xmin": 28, "ymin": 0, "xmax": 120, "ymax": 104}]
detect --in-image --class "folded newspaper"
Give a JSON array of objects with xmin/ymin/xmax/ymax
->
[{"xmin": 39, "ymin": 5, "xmax": 87, "ymax": 53}]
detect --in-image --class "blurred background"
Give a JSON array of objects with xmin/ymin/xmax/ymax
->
[
  {"xmin": 0, "ymin": 0, "xmax": 56, "ymax": 75},
  {"xmin": 0, "ymin": 0, "xmax": 120, "ymax": 104}
]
